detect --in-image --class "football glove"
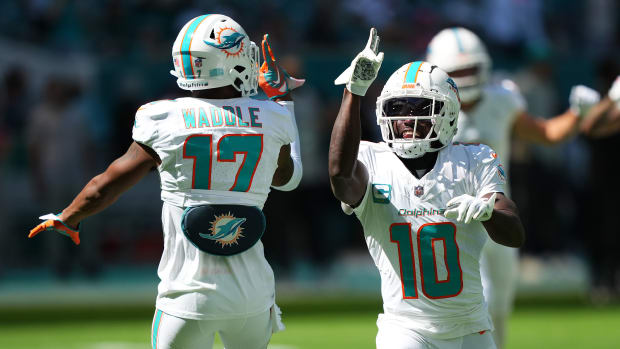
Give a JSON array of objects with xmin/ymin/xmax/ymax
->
[
  {"xmin": 334, "ymin": 28, "xmax": 384, "ymax": 96},
  {"xmin": 607, "ymin": 75, "xmax": 620, "ymax": 109},
  {"xmin": 444, "ymin": 193, "xmax": 497, "ymax": 224},
  {"xmin": 258, "ymin": 34, "xmax": 305, "ymax": 100},
  {"xmin": 29, "ymin": 213, "xmax": 81, "ymax": 245},
  {"xmin": 569, "ymin": 85, "xmax": 600, "ymax": 118}
]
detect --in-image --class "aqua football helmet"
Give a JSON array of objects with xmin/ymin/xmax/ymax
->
[
  {"xmin": 376, "ymin": 61, "xmax": 460, "ymax": 159},
  {"xmin": 426, "ymin": 27, "xmax": 490, "ymax": 103},
  {"xmin": 171, "ymin": 14, "xmax": 259, "ymax": 96}
]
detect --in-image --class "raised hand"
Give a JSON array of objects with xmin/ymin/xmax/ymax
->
[
  {"xmin": 258, "ymin": 34, "xmax": 305, "ymax": 100},
  {"xmin": 334, "ymin": 28, "xmax": 384, "ymax": 96}
]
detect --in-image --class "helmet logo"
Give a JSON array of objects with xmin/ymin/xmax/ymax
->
[
  {"xmin": 446, "ymin": 77, "xmax": 460, "ymax": 102},
  {"xmin": 204, "ymin": 27, "xmax": 245, "ymax": 57}
]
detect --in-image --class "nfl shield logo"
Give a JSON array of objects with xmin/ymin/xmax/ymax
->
[
  {"xmin": 195, "ymin": 57, "xmax": 203, "ymax": 67},
  {"xmin": 414, "ymin": 185, "xmax": 424, "ymax": 197}
]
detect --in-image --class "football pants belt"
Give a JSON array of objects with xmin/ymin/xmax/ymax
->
[{"xmin": 181, "ymin": 204, "xmax": 265, "ymax": 256}]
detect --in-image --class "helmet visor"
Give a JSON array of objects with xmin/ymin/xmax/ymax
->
[{"xmin": 383, "ymin": 97, "xmax": 444, "ymax": 118}]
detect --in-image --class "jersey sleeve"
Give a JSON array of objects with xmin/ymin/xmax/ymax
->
[
  {"xmin": 471, "ymin": 144, "xmax": 507, "ymax": 197},
  {"xmin": 271, "ymin": 101, "xmax": 297, "ymax": 145},
  {"xmin": 131, "ymin": 101, "xmax": 171, "ymax": 148}
]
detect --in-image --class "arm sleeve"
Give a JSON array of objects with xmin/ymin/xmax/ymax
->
[
  {"xmin": 473, "ymin": 145, "xmax": 507, "ymax": 198},
  {"xmin": 271, "ymin": 101, "xmax": 303, "ymax": 191}
]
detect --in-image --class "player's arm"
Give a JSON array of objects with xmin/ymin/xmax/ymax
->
[
  {"xmin": 513, "ymin": 85, "xmax": 600, "ymax": 145},
  {"xmin": 29, "ymin": 142, "xmax": 160, "ymax": 244},
  {"xmin": 329, "ymin": 28, "xmax": 383, "ymax": 206},
  {"xmin": 445, "ymin": 191, "xmax": 525, "ymax": 247},
  {"xmin": 258, "ymin": 33, "xmax": 304, "ymax": 191},
  {"xmin": 481, "ymin": 192, "xmax": 525, "ymax": 248},
  {"xmin": 329, "ymin": 90, "xmax": 369, "ymax": 206}
]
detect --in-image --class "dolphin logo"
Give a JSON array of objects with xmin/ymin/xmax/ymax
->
[
  {"xmin": 204, "ymin": 32, "xmax": 245, "ymax": 50},
  {"xmin": 200, "ymin": 217, "xmax": 246, "ymax": 240}
]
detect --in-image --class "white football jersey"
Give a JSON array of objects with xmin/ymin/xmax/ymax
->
[
  {"xmin": 349, "ymin": 142, "xmax": 505, "ymax": 339},
  {"xmin": 132, "ymin": 96, "xmax": 296, "ymax": 320},
  {"xmin": 133, "ymin": 96, "xmax": 296, "ymax": 208},
  {"xmin": 454, "ymin": 80, "xmax": 526, "ymax": 175}
]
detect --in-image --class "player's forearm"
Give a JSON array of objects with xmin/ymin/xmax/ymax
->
[
  {"xmin": 328, "ymin": 89, "xmax": 362, "ymax": 179},
  {"xmin": 541, "ymin": 110, "xmax": 579, "ymax": 144},
  {"xmin": 60, "ymin": 172, "xmax": 125, "ymax": 227},
  {"xmin": 482, "ymin": 207, "xmax": 525, "ymax": 248}
]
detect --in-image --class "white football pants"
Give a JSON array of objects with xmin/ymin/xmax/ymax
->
[{"xmin": 151, "ymin": 306, "xmax": 281, "ymax": 349}]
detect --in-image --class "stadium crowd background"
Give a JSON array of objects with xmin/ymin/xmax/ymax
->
[{"xmin": 0, "ymin": 0, "xmax": 619, "ymax": 301}]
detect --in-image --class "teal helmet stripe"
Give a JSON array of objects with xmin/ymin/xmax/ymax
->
[
  {"xmin": 180, "ymin": 14, "xmax": 210, "ymax": 80},
  {"xmin": 404, "ymin": 61, "xmax": 423, "ymax": 84},
  {"xmin": 451, "ymin": 28, "xmax": 464, "ymax": 52}
]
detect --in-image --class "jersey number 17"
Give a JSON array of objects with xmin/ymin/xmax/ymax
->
[{"xmin": 183, "ymin": 134, "xmax": 263, "ymax": 192}]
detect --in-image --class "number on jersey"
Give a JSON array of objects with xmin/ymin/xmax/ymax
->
[
  {"xmin": 390, "ymin": 222, "xmax": 463, "ymax": 299},
  {"xmin": 183, "ymin": 134, "xmax": 263, "ymax": 192}
]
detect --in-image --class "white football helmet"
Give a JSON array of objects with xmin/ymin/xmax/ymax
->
[
  {"xmin": 170, "ymin": 14, "xmax": 259, "ymax": 96},
  {"xmin": 426, "ymin": 27, "xmax": 491, "ymax": 103},
  {"xmin": 376, "ymin": 61, "xmax": 461, "ymax": 158}
]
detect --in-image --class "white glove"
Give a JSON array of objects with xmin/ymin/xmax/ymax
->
[
  {"xmin": 444, "ymin": 193, "xmax": 497, "ymax": 224},
  {"xmin": 569, "ymin": 85, "xmax": 600, "ymax": 118},
  {"xmin": 607, "ymin": 76, "xmax": 620, "ymax": 109},
  {"xmin": 334, "ymin": 28, "xmax": 384, "ymax": 96}
]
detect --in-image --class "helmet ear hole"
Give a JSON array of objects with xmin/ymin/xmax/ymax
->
[
  {"xmin": 210, "ymin": 29, "xmax": 216, "ymax": 40},
  {"xmin": 234, "ymin": 65, "xmax": 245, "ymax": 73},
  {"xmin": 234, "ymin": 77, "xmax": 244, "ymax": 90}
]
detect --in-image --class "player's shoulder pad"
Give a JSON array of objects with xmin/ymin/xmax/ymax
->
[
  {"xmin": 450, "ymin": 142, "xmax": 499, "ymax": 165},
  {"xmin": 135, "ymin": 99, "xmax": 176, "ymax": 121}
]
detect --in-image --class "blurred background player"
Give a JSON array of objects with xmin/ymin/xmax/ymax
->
[
  {"xmin": 28, "ymin": 14, "xmax": 303, "ymax": 349},
  {"xmin": 426, "ymin": 27, "xmax": 601, "ymax": 348},
  {"xmin": 329, "ymin": 28, "xmax": 524, "ymax": 349}
]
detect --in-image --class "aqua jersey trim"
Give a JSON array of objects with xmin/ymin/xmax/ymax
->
[{"xmin": 180, "ymin": 14, "xmax": 210, "ymax": 79}]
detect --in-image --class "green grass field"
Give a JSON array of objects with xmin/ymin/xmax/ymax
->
[{"xmin": 1, "ymin": 300, "xmax": 619, "ymax": 349}]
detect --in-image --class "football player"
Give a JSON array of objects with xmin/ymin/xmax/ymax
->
[
  {"xmin": 426, "ymin": 27, "xmax": 600, "ymax": 348},
  {"xmin": 329, "ymin": 28, "xmax": 525, "ymax": 349},
  {"xmin": 29, "ymin": 14, "xmax": 303, "ymax": 349}
]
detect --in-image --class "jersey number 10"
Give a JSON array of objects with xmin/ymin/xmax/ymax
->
[
  {"xmin": 183, "ymin": 134, "xmax": 263, "ymax": 192},
  {"xmin": 390, "ymin": 222, "xmax": 463, "ymax": 299}
]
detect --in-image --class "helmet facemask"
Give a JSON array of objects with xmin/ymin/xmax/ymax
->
[{"xmin": 379, "ymin": 92, "xmax": 454, "ymax": 158}]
